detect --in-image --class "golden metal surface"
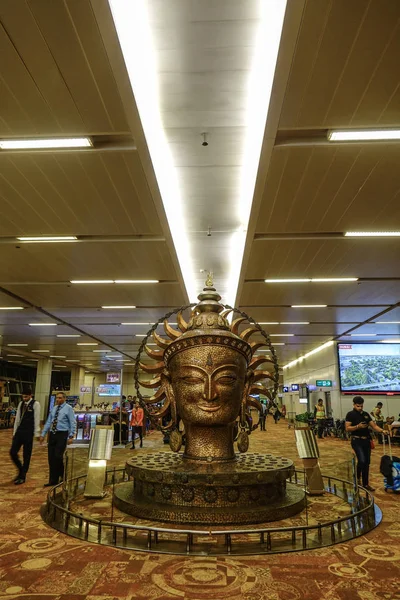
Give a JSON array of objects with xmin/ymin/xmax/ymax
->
[{"xmin": 127, "ymin": 281, "xmax": 293, "ymax": 524}]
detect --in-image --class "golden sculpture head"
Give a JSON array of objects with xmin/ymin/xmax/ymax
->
[{"xmin": 136, "ymin": 280, "xmax": 278, "ymax": 461}]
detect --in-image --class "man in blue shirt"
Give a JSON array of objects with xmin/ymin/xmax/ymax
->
[{"xmin": 40, "ymin": 392, "xmax": 76, "ymax": 487}]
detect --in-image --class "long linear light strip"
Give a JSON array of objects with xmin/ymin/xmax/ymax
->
[
  {"xmin": 328, "ymin": 129, "xmax": 400, "ymax": 141},
  {"xmin": 70, "ymin": 279, "xmax": 159, "ymax": 284},
  {"xmin": 108, "ymin": 0, "xmax": 196, "ymax": 302},
  {"xmin": 345, "ymin": 231, "xmax": 400, "ymax": 237},
  {"xmin": 226, "ymin": 0, "xmax": 287, "ymax": 306},
  {"xmin": 0, "ymin": 138, "xmax": 92, "ymax": 149},
  {"xmin": 265, "ymin": 277, "xmax": 358, "ymax": 283},
  {"xmin": 292, "ymin": 304, "xmax": 327, "ymax": 308},
  {"xmin": 283, "ymin": 340, "xmax": 334, "ymax": 370},
  {"xmin": 18, "ymin": 236, "xmax": 77, "ymax": 242}
]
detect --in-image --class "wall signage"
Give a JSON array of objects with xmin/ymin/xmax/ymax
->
[
  {"xmin": 282, "ymin": 386, "xmax": 289, "ymax": 393},
  {"xmin": 291, "ymin": 384, "xmax": 299, "ymax": 391},
  {"xmin": 80, "ymin": 386, "xmax": 92, "ymax": 394},
  {"xmin": 316, "ymin": 380, "xmax": 332, "ymax": 387}
]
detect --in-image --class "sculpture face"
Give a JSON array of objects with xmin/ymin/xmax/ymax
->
[{"xmin": 167, "ymin": 346, "xmax": 248, "ymax": 427}]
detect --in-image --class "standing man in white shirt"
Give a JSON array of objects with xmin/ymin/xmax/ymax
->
[
  {"xmin": 10, "ymin": 389, "xmax": 41, "ymax": 485},
  {"xmin": 40, "ymin": 392, "xmax": 76, "ymax": 487}
]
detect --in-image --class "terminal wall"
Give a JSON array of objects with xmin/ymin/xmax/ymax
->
[{"xmin": 282, "ymin": 344, "xmax": 400, "ymax": 420}]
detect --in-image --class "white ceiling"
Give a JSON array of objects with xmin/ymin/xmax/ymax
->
[{"xmin": 0, "ymin": 0, "xmax": 399, "ymax": 374}]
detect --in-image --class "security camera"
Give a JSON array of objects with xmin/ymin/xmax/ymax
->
[
  {"xmin": 202, "ymin": 140, "xmax": 208, "ymax": 147},
  {"xmin": 201, "ymin": 132, "xmax": 208, "ymax": 147}
]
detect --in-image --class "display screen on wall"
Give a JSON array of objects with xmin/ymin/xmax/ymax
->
[
  {"xmin": 338, "ymin": 343, "xmax": 400, "ymax": 393},
  {"xmin": 106, "ymin": 372, "xmax": 121, "ymax": 384},
  {"xmin": 98, "ymin": 384, "xmax": 122, "ymax": 397}
]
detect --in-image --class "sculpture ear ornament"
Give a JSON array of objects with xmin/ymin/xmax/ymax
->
[
  {"xmin": 169, "ymin": 428, "xmax": 183, "ymax": 453},
  {"xmin": 237, "ymin": 396, "xmax": 250, "ymax": 453}
]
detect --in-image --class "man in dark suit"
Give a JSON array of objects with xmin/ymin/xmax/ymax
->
[{"xmin": 10, "ymin": 389, "xmax": 41, "ymax": 485}]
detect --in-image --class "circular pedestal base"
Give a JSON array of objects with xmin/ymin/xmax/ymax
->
[
  {"xmin": 114, "ymin": 451, "xmax": 306, "ymax": 525},
  {"xmin": 114, "ymin": 480, "xmax": 305, "ymax": 525}
]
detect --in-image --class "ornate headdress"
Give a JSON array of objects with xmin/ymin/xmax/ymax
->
[{"xmin": 134, "ymin": 277, "xmax": 280, "ymax": 447}]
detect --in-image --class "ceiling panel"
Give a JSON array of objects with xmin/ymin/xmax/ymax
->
[
  {"xmin": 279, "ymin": 0, "xmax": 400, "ymax": 129},
  {"xmin": 254, "ymin": 145, "xmax": 400, "ymax": 234},
  {"xmin": 0, "ymin": 241, "xmax": 177, "ymax": 282},
  {"xmin": 245, "ymin": 238, "xmax": 400, "ymax": 279},
  {"xmin": 0, "ymin": 152, "xmax": 162, "ymax": 236},
  {"xmin": 240, "ymin": 281, "xmax": 400, "ymax": 307}
]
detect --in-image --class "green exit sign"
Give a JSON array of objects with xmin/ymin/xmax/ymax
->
[{"xmin": 316, "ymin": 380, "xmax": 332, "ymax": 387}]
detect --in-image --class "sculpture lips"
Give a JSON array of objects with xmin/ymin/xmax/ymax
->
[{"xmin": 198, "ymin": 404, "xmax": 221, "ymax": 412}]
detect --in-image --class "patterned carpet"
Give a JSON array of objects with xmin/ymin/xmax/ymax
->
[{"xmin": 1, "ymin": 419, "xmax": 399, "ymax": 600}]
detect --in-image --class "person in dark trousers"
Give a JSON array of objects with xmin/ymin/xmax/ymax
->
[
  {"xmin": 314, "ymin": 398, "xmax": 326, "ymax": 439},
  {"xmin": 40, "ymin": 392, "xmax": 76, "ymax": 487},
  {"xmin": 259, "ymin": 402, "xmax": 267, "ymax": 431},
  {"xmin": 130, "ymin": 400, "xmax": 144, "ymax": 449},
  {"xmin": 10, "ymin": 389, "xmax": 40, "ymax": 485},
  {"xmin": 345, "ymin": 396, "xmax": 388, "ymax": 492},
  {"xmin": 272, "ymin": 404, "xmax": 281, "ymax": 424}
]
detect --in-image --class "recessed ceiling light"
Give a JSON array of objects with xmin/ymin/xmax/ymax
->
[
  {"xmin": 54, "ymin": 365, "xmax": 67, "ymax": 368},
  {"xmin": 57, "ymin": 334, "xmax": 81, "ymax": 338},
  {"xmin": 280, "ymin": 322, "xmax": 310, "ymax": 325},
  {"xmin": 50, "ymin": 355, "xmax": 67, "ymax": 358},
  {"xmin": 106, "ymin": 355, "xmax": 122, "ymax": 358},
  {"xmin": 114, "ymin": 279, "xmax": 159, "ymax": 284},
  {"xmin": 270, "ymin": 334, "xmax": 294, "ymax": 337},
  {"xmin": 350, "ymin": 334, "xmax": 376, "ymax": 337},
  {"xmin": 265, "ymin": 278, "xmax": 357, "ymax": 283},
  {"xmin": 121, "ymin": 322, "xmax": 152, "ymax": 325},
  {"xmin": 31, "ymin": 350, "xmax": 50, "ymax": 353},
  {"xmin": 1, "ymin": 137, "xmax": 92, "ymax": 149},
  {"xmin": 66, "ymin": 360, "xmax": 80, "ymax": 362},
  {"xmin": 7, "ymin": 354, "xmax": 24, "ymax": 357},
  {"xmin": 77, "ymin": 343, "xmax": 98, "ymax": 346},
  {"xmin": 71, "ymin": 280, "xmax": 114, "ymax": 284},
  {"xmin": 29, "ymin": 323, "xmax": 57, "ymax": 327},
  {"xmin": 258, "ymin": 322, "xmax": 279, "ymax": 325},
  {"xmin": 93, "ymin": 350, "xmax": 112, "ymax": 353},
  {"xmin": 381, "ymin": 339, "xmax": 400, "ymax": 343},
  {"xmin": 328, "ymin": 129, "xmax": 400, "ymax": 142},
  {"xmin": 17, "ymin": 236, "xmax": 78, "ymax": 243},
  {"xmin": 291, "ymin": 305, "xmax": 327, "ymax": 308},
  {"xmin": 375, "ymin": 321, "xmax": 400, "ymax": 324},
  {"xmin": 0, "ymin": 306, "xmax": 24, "ymax": 310},
  {"xmin": 135, "ymin": 334, "xmax": 147, "ymax": 337},
  {"xmin": 271, "ymin": 343, "xmax": 285, "ymax": 346},
  {"xmin": 101, "ymin": 305, "xmax": 136, "ymax": 309},
  {"xmin": 345, "ymin": 231, "xmax": 400, "ymax": 237},
  {"xmin": 7, "ymin": 344, "xmax": 28, "ymax": 347}
]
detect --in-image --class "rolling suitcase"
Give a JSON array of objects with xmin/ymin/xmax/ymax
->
[{"xmin": 381, "ymin": 435, "xmax": 400, "ymax": 493}]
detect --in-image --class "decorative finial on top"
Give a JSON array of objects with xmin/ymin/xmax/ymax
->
[{"xmin": 205, "ymin": 270, "xmax": 213, "ymax": 287}]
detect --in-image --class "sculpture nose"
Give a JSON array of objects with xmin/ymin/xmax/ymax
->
[{"xmin": 202, "ymin": 376, "xmax": 217, "ymax": 402}]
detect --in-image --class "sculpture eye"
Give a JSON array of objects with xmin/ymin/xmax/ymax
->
[
  {"xmin": 217, "ymin": 375, "xmax": 236, "ymax": 384},
  {"xmin": 181, "ymin": 376, "xmax": 203, "ymax": 384}
]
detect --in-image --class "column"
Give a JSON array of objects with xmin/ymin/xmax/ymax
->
[
  {"xmin": 35, "ymin": 358, "xmax": 52, "ymax": 421},
  {"xmin": 69, "ymin": 366, "xmax": 86, "ymax": 396}
]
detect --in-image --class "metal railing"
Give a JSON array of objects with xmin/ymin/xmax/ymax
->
[{"xmin": 41, "ymin": 467, "xmax": 381, "ymax": 556}]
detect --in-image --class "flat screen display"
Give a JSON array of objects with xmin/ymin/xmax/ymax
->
[
  {"xmin": 98, "ymin": 384, "xmax": 122, "ymax": 397},
  {"xmin": 338, "ymin": 343, "xmax": 400, "ymax": 393}
]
